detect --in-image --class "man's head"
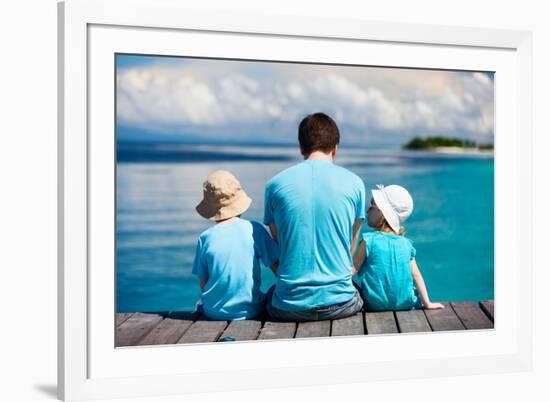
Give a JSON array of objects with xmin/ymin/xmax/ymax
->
[{"xmin": 298, "ymin": 113, "xmax": 340, "ymax": 158}]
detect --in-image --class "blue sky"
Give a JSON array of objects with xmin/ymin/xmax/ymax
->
[{"xmin": 116, "ymin": 54, "xmax": 494, "ymax": 146}]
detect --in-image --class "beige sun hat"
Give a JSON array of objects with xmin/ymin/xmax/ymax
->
[
  {"xmin": 196, "ymin": 170, "xmax": 252, "ymax": 221},
  {"xmin": 371, "ymin": 184, "xmax": 414, "ymax": 234}
]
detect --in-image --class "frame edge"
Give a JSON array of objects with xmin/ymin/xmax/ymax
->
[
  {"xmin": 57, "ymin": 2, "xmax": 66, "ymax": 400},
  {"xmin": 516, "ymin": 30, "xmax": 534, "ymax": 372},
  {"xmin": 59, "ymin": 0, "xmax": 534, "ymax": 399}
]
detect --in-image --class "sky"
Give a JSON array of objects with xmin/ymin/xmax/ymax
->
[{"xmin": 116, "ymin": 54, "xmax": 494, "ymax": 147}]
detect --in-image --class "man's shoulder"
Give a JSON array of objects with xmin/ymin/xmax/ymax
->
[
  {"xmin": 266, "ymin": 162, "xmax": 306, "ymax": 188},
  {"xmin": 331, "ymin": 163, "xmax": 364, "ymax": 186}
]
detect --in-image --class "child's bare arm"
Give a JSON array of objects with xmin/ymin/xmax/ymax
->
[
  {"xmin": 352, "ymin": 241, "xmax": 366, "ymax": 275},
  {"xmin": 410, "ymin": 259, "xmax": 444, "ymax": 309},
  {"xmin": 199, "ymin": 278, "xmax": 207, "ymax": 291}
]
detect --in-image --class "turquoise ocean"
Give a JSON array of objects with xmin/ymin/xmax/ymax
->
[{"xmin": 116, "ymin": 143, "xmax": 494, "ymax": 313}]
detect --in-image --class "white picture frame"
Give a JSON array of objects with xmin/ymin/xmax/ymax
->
[{"xmin": 58, "ymin": 0, "xmax": 533, "ymax": 400}]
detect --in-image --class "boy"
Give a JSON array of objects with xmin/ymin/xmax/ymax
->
[{"xmin": 192, "ymin": 170, "xmax": 279, "ymax": 320}]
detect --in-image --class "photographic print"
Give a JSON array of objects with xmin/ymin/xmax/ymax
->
[{"xmin": 114, "ymin": 54, "xmax": 495, "ymax": 346}]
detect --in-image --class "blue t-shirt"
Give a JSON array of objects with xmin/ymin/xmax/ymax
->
[
  {"xmin": 263, "ymin": 160, "xmax": 366, "ymax": 311},
  {"xmin": 192, "ymin": 218, "xmax": 279, "ymax": 320},
  {"xmin": 354, "ymin": 231, "xmax": 421, "ymax": 311}
]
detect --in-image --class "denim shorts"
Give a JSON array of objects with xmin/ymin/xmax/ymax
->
[{"xmin": 266, "ymin": 287, "xmax": 364, "ymax": 322}]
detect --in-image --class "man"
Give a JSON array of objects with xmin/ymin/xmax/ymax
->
[{"xmin": 264, "ymin": 112, "xmax": 366, "ymax": 321}]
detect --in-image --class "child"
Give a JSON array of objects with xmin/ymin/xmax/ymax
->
[
  {"xmin": 353, "ymin": 184, "xmax": 444, "ymax": 311},
  {"xmin": 192, "ymin": 170, "xmax": 279, "ymax": 321}
]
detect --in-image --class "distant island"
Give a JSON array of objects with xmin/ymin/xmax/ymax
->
[{"xmin": 403, "ymin": 136, "xmax": 494, "ymax": 153}]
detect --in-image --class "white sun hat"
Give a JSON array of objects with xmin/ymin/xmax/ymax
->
[{"xmin": 371, "ymin": 184, "xmax": 414, "ymax": 234}]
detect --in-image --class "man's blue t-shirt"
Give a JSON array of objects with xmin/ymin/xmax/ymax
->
[
  {"xmin": 263, "ymin": 160, "xmax": 366, "ymax": 311},
  {"xmin": 354, "ymin": 231, "xmax": 421, "ymax": 311},
  {"xmin": 192, "ymin": 218, "xmax": 279, "ymax": 320}
]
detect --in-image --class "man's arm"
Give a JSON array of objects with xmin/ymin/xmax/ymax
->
[
  {"xmin": 352, "ymin": 240, "xmax": 366, "ymax": 275},
  {"xmin": 350, "ymin": 219, "xmax": 363, "ymax": 256},
  {"xmin": 268, "ymin": 223, "xmax": 279, "ymax": 243},
  {"xmin": 199, "ymin": 278, "xmax": 207, "ymax": 291}
]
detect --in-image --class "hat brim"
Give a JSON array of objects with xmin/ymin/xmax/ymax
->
[
  {"xmin": 196, "ymin": 191, "xmax": 252, "ymax": 221},
  {"xmin": 371, "ymin": 189, "xmax": 401, "ymax": 233}
]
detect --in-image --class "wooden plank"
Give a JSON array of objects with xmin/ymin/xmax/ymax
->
[
  {"xmin": 365, "ymin": 311, "xmax": 398, "ymax": 334},
  {"xmin": 332, "ymin": 313, "xmax": 365, "ymax": 336},
  {"xmin": 425, "ymin": 303, "xmax": 465, "ymax": 331},
  {"xmin": 177, "ymin": 320, "xmax": 228, "ymax": 344},
  {"xmin": 219, "ymin": 320, "xmax": 262, "ymax": 341},
  {"xmin": 116, "ymin": 313, "xmax": 164, "ymax": 347},
  {"xmin": 258, "ymin": 321, "xmax": 296, "ymax": 340},
  {"xmin": 479, "ymin": 300, "xmax": 494, "ymax": 323},
  {"xmin": 115, "ymin": 313, "xmax": 133, "ymax": 327},
  {"xmin": 138, "ymin": 312, "xmax": 196, "ymax": 346},
  {"xmin": 114, "ymin": 301, "xmax": 493, "ymax": 344},
  {"xmin": 295, "ymin": 320, "xmax": 331, "ymax": 338},
  {"xmin": 451, "ymin": 302, "xmax": 494, "ymax": 330},
  {"xmin": 395, "ymin": 310, "xmax": 432, "ymax": 333}
]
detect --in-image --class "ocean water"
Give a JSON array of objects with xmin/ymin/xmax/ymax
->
[{"xmin": 116, "ymin": 143, "xmax": 494, "ymax": 313}]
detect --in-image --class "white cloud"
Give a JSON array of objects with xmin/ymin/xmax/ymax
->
[
  {"xmin": 442, "ymin": 88, "xmax": 465, "ymax": 111},
  {"xmin": 117, "ymin": 58, "xmax": 494, "ymax": 144},
  {"xmin": 414, "ymin": 101, "xmax": 435, "ymax": 129},
  {"xmin": 363, "ymin": 87, "xmax": 402, "ymax": 130},
  {"xmin": 288, "ymin": 82, "xmax": 305, "ymax": 99},
  {"xmin": 473, "ymin": 72, "xmax": 491, "ymax": 86}
]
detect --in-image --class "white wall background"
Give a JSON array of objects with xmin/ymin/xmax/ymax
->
[{"xmin": 0, "ymin": 0, "xmax": 547, "ymax": 401}]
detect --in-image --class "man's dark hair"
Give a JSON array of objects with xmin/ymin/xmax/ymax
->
[{"xmin": 298, "ymin": 113, "xmax": 340, "ymax": 156}]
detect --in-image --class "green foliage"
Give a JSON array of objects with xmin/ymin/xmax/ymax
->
[
  {"xmin": 403, "ymin": 136, "xmax": 492, "ymax": 150},
  {"xmin": 478, "ymin": 143, "xmax": 495, "ymax": 150}
]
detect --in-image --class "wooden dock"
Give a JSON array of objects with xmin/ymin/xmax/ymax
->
[{"xmin": 115, "ymin": 300, "xmax": 494, "ymax": 347}]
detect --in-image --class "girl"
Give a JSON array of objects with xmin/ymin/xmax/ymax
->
[{"xmin": 353, "ymin": 184, "xmax": 444, "ymax": 311}]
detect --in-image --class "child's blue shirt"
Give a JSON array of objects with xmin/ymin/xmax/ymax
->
[
  {"xmin": 192, "ymin": 218, "xmax": 279, "ymax": 320},
  {"xmin": 354, "ymin": 231, "xmax": 421, "ymax": 311}
]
